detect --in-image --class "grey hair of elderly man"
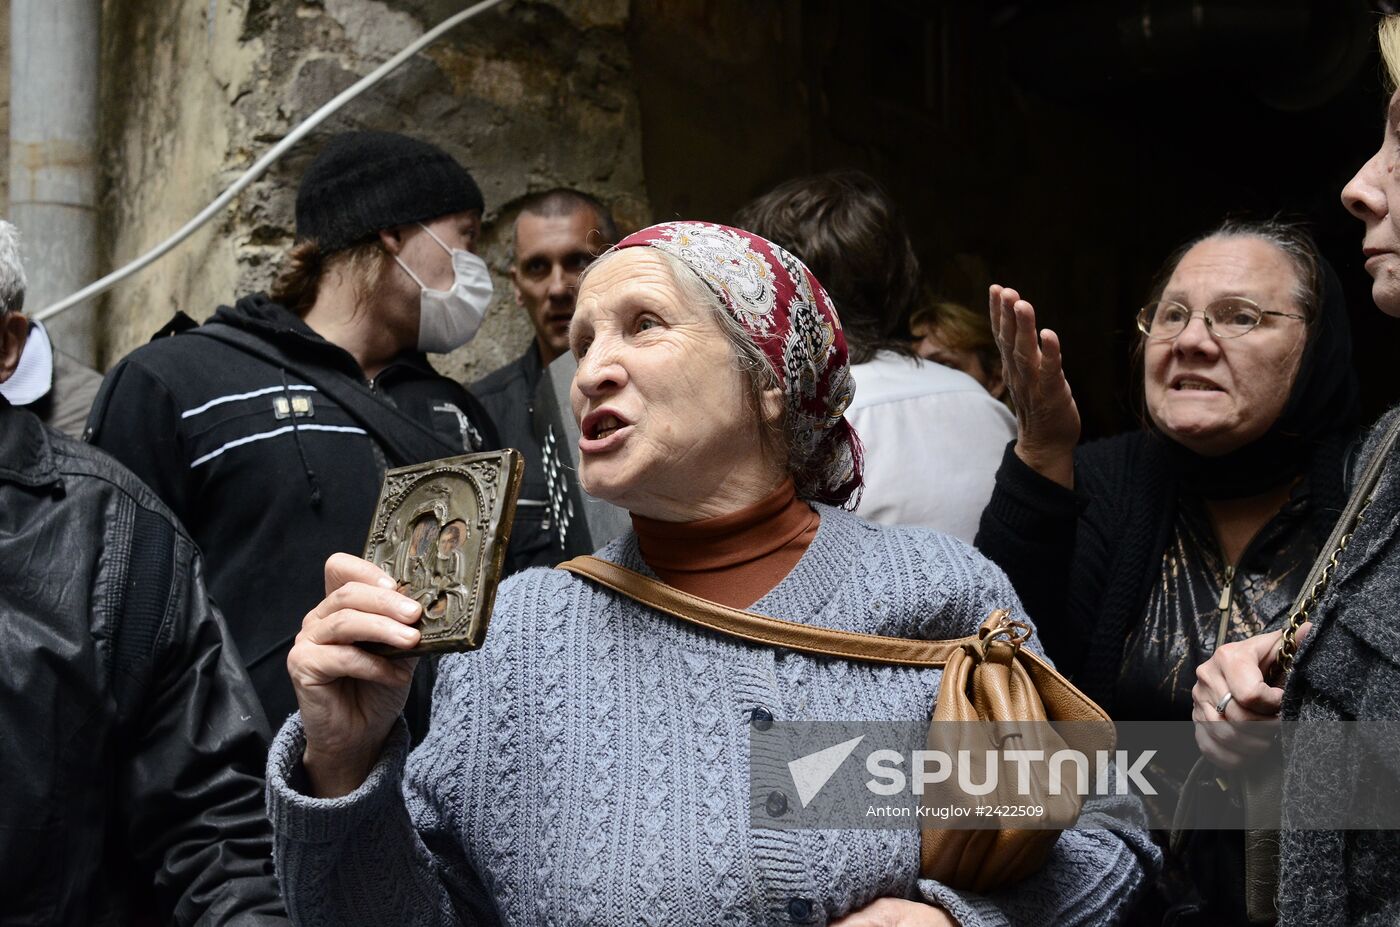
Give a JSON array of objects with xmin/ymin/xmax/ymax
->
[{"xmin": 0, "ymin": 220, "xmax": 31, "ymax": 385}]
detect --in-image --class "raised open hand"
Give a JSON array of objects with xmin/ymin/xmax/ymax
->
[{"xmin": 989, "ymin": 284, "xmax": 1081, "ymax": 488}]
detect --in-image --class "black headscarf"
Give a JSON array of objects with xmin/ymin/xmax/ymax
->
[{"xmin": 1166, "ymin": 257, "xmax": 1361, "ymax": 499}]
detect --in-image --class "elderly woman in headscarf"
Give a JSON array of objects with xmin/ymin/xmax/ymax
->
[{"xmin": 265, "ymin": 222, "xmax": 1156, "ymax": 926}]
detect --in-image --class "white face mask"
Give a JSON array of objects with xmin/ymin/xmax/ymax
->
[{"xmin": 395, "ymin": 223, "xmax": 494, "ymax": 353}]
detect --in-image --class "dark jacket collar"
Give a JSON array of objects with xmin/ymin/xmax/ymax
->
[
  {"xmin": 0, "ymin": 399, "xmax": 61, "ymax": 488},
  {"xmin": 205, "ymin": 294, "xmax": 365, "ymax": 379},
  {"xmin": 518, "ymin": 342, "xmax": 546, "ymax": 392}
]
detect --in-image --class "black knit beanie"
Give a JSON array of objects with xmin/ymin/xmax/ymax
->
[{"xmin": 295, "ymin": 131, "xmax": 485, "ymax": 254}]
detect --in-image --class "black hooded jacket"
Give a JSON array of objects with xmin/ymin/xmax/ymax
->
[{"xmin": 86, "ymin": 295, "xmax": 499, "ymax": 731}]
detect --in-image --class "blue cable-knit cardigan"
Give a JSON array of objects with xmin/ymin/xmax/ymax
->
[{"xmin": 266, "ymin": 506, "xmax": 1159, "ymax": 926}]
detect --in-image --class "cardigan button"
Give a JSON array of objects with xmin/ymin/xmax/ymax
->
[
  {"xmin": 787, "ymin": 897, "xmax": 813, "ymax": 921},
  {"xmin": 765, "ymin": 790, "xmax": 789, "ymax": 817},
  {"xmin": 750, "ymin": 706, "xmax": 774, "ymax": 731}
]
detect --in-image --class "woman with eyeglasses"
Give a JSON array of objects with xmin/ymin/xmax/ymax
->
[{"xmin": 973, "ymin": 217, "xmax": 1360, "ymax": 924}]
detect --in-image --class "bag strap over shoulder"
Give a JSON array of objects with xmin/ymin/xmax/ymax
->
[
  {"xmin": 558, "ymin": 555, "xmax": 969, "ymax": 667},
  {"xmin": 560, "ymin": 556, "xmax": 1110, "ymax": 730},
  {"xmin": 1277, "ymin": 412, "xmax": 1400, "ymax": 674},
  {"xmin": 190, "ymin": 323, "xmax": 461, "ymax": 466}
]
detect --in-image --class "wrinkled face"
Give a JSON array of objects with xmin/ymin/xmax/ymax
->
[
  {"xmin": 511, "ymin": 211, "xmax": 600, "ymax": 364},
  {"xmin": 569, "ymin": 249, "xmax": 779, "ymax": 520},
  {"xmin": 1342, "ymin": 88, "xmax": 1400, "ymax": 317},
  {"xmin": 1143, "ymin": 236, "xmax": 1308, "ymax": 456}
]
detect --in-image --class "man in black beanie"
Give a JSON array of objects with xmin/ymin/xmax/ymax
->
[
  {"xmin": 295, "ymin": 130, "xmax": 485, "ymax": 254},
  {"xmin": 88, "ymin": 130, "xmax": 503, "ymax": 738}
]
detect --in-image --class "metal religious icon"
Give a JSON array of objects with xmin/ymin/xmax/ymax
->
[{"xmin": 361, "ymin": 449, "xmax": 524, "ymax": 656}]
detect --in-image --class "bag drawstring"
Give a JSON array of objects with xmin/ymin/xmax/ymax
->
[{"xmin": 280, "ymin": 368, "xmax": 322, "ymax": 508}]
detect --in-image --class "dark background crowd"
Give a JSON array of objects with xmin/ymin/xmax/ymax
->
[{"xmin": 632, "ymin": 1, "xmax": 1400, "ymax": 436}]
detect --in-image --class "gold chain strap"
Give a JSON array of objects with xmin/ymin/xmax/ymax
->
[{"xmin": 1276, "ymin": 496, "xmax": 1373, "ymax": 675}]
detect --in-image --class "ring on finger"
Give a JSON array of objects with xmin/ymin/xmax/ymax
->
[{"xmin": 1214, "ymin": 691, "xmax": 1235, "ymax": 714}]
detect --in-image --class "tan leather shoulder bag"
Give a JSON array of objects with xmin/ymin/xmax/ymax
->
[{"xmin": 558, "ymin": 555, "xmax": 1113, "ymax": 893}]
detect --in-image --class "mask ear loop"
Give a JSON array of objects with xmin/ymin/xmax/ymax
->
[
  {"xmin": 417, "ymin": 222, "xmax": 456, "ymax": 256},
  {"xmin": 396, "ymin": 224, "xmax": 459, "ymax": 292},
  {"xmin": 393, "ymin": 252, "xmax": 429, "ymax": 291}
]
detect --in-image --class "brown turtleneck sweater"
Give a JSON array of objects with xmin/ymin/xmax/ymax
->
[{"xmin": 630, "ymin": 478, "xmax": 820, "ymax": 609}]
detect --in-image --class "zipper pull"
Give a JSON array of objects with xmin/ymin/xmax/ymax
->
[
  {"xmin": 1214, "ymin": 565, "xmax": 1236, "ymax": 649},
  {"xmin": 1217, "ymin": 565, "xmax": 1235, "ymax": 612}
]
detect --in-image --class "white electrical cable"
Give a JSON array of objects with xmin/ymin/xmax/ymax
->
[{"xmin": 34, "ymin": 0, "xmax": 507, "ymax": 322}]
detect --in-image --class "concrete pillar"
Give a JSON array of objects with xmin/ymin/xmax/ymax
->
[{"xmin": 10, "ymin": 0, "xmax": 99, "ymax": 364}]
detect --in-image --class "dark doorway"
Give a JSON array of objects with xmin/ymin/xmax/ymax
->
[{"xmin": 630, "ymin": 0, "xmax": 1398, "ymax": 439}]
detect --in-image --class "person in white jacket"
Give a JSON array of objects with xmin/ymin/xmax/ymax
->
[{"xmin": 735, "ymin": 171, "xmax": 1015, "ymax": 541}]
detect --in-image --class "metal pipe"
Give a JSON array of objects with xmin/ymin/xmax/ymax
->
[
  {"xmin": 32, "ymin": 0, "xmax": 508, "ymax": 326},
  {"xmin": 10, "ymin": 0, "xmax": 101, "ymax": 364}
]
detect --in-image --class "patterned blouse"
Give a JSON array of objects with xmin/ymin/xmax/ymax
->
[{"xmin": 1117, "ymin": 485, "xmax": 1327, "ymax": 816}]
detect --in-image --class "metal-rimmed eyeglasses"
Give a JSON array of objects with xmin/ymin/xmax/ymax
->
[{"xmin": 1136, "ymin": 296, "xmax": 1306, "ymax": 341}]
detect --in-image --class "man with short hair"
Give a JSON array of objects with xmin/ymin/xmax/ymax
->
[
  {"xmin": 475, "ymin": 188, "xmax": 618, "ymax": 568},
  {"xmin": 0, "ymin": 220, "xmax": 286, "ymax": 925}
]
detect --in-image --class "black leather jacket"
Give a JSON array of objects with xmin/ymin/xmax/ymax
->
[{"xmin": 0, "ymin": 401, "xmax": 286, "ymax": 925}]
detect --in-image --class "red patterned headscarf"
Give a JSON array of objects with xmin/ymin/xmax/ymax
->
[{"xmin": 614, "ymin": 221, "xmax": 864, "ymax": 508}]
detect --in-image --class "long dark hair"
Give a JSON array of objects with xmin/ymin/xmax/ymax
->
[{"xmin": 269, "ymin": 238, "xmax": 392, "ymax": 318}]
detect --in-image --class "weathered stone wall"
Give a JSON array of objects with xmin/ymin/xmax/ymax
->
[
  {"xmin": 98, "ymin": 0, "xmax": 261, "ymax": 367},
  {"xmin": 96, "ymin": 0, "xmax": 648, "ymax": 383}
]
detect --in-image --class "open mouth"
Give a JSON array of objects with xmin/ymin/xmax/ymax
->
[
  {"xmin": 582, "ymin": 409, "xmax": 630, "ymax": 440},
  {"xmin": 1171, "ymin": 377, "xmax": 1223, "ymax": 392}
]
